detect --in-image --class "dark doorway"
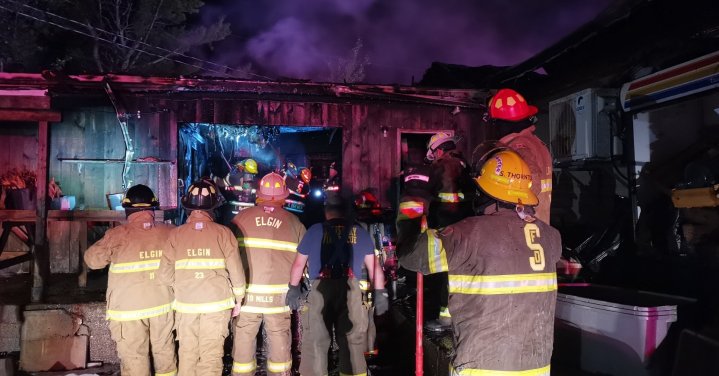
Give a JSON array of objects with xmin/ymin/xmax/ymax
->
[
  {"xmin": 177, "ymin": 123, "xmax": 342, "ymax": 226},
  {"xmin": 396, "ymin": 130, "xmax": 454, "ymax": 204}
]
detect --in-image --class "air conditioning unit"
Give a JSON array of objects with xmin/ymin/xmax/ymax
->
[{"xmin": 548, "ymin": 88, "xmax": 618, "ymax": 162}]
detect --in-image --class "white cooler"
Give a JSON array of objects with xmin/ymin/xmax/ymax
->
[{"xmin": 554, "ymin": 283, "xmax": 694, "ymax": 376}]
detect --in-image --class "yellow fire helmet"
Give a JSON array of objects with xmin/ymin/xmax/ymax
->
[
  {"xmin": 242, "ymin": 158, "xmax": 258, "ymax": 174},
  {"xmin": 476, "ymin": 149, "xmax": 538, "ymax": 206}
]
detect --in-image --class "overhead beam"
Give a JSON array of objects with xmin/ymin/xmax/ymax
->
[{"xmin": 0, "ymin": 109, "xmax": 61, "ymax": 122}]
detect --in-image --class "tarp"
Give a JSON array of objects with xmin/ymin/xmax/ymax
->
[{"xmin": 620, "ymin": 50, "xmax": 719, "ymax": 111}]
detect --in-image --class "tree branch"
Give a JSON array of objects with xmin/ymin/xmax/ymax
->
[
  {"xmin": 85, "ymin": 21, "xmax": 105, "ymax": 72},
  {"xmin": 128, "ymin": 0, "xmax": 163, "ymax": 68}
]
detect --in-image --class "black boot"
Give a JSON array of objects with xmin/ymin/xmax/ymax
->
[{"xmin": 424, "ymin": 317, "xmax": 452, "ymax": 332}]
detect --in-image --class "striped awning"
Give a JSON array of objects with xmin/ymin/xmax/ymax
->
[{"xmin": 621, "ymin": 50, "xmax": 719, "ymax": 112}]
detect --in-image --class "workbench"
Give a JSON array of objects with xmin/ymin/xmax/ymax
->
[{"xmin": 0, "ymin": 208, "xmax": 177, "ymax": 292}]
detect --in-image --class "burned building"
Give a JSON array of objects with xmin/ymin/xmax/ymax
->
[{"xmin": 0, "ymin": 74, "xmax": 487, "ymax": 369}]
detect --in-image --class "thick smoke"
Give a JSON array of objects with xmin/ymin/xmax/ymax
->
[{"xmin": 202, "ymin": 0, "xmax": 613, "ymax": 84}]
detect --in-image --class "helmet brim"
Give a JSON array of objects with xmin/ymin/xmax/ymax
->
[
  {"xmin": 476, "ymin": 176, "xmax": 539, "ymax": 206},
  {"xmin": 499, "ymin": 105, "xmax": 539, "ymax": 122}
]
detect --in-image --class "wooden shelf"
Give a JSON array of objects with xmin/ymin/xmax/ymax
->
[
  {"xmin": 0, "ymin": 208, "xmax": 178, "ymax": 222},
  {"xmin": 57, "ymin": 158, "xmax": 174, "ymax": 165},
  {"xmin": 48, "ymin": 208, "xmax": 177, "ymax": 221},
  {"xmin": 0, "ymin": 210, "xmax": 36, "ymax": 222}
]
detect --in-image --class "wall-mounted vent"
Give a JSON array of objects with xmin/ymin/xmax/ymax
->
[{"xmin": 549, "ymin": 88, "xmax": 618, "ymax": 162}]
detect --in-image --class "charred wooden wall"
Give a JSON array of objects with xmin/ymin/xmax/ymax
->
[
  {"xmin": 47, "ymin": 94, "xmax": 484, "ymax": 210},
  {"xmin": 0, "ymin": 93, "xmax": 49, "ymax": 193},
  {"xmin": 135, "ymin": 95, "xmax": 485, "ymax": 208},
  {"xmin": 0, "ymin": 123, "xmax": 38, "ymax": 179},
  {"xmin": 48, "ymin": 105, "xmax": 176, "ymax": 210}
]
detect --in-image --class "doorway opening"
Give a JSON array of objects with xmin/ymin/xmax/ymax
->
[
  {"xmin": 178, "ymin": 123, "xmax": 342, "ymax": 226},
  {"xmin": 395, "ymin": 129, "xmax": 454, "ymax": 206}
]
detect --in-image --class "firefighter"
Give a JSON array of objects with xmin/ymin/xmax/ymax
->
[
  {"xmin": 488, "ymin": 88, "xmax": 553, "ymax": 224},
  {"xmin": 282, "ymin": 162, "xmax": 312, "ymax": 215},
  {"xmin": 395, "ymin": 162, "xmax": 433, "ymax": 272},
  {"xmin": 424, "ymin": 132, "xmax": 475, "ymax": 332},
  {"xmin": 354, "ymin": 190, "xmax": 386, "ymax": 357},
  {"xmin": 425, "ymin": 132, "xmax": 475, "ymax": 228},
  {"xmin": 286, "ymin": 193, "xmax": 388, "ymax": 376},
  {"xmin": 232, "ymin": 158, "xmax": 259, "ymax": 204},
  {"xmin": 84, "ymin": 184, "xmax": 177, "ymax": 376},
  {"xmin": 158, "ymin": 178, "xmax": 246, "ymax": 376},
  {"xmin": 230, "ymin": 172, "xmax": 306, "ymax": 376},
  {"xmin": 409, "ymin": 149, "xmax": 562, "ymax": 375}
]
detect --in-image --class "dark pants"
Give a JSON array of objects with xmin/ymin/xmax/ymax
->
[
  {"xmin": 300, "ymin": 278, "xmax": 369, "ymax": 376},
  {"xmin": 426, "ymin": 271, "xmax": 450, "ymax": 323}
]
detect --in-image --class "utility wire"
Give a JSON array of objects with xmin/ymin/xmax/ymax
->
[
  {"xmin": 0, "ymin": 0, "xmax": 272, "ymax": 80},
  {"xmin": 0, "ymin": 3, "xmax": 226, "ymax": 76}
]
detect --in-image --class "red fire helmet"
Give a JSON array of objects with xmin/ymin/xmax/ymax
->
[
  {"xmin": 488, "ymin": 88, "xmax": 538, "ymax": 122},
  {"xmin": 300, "ymin": 168, "xmax": 312, "ymax": 184}
]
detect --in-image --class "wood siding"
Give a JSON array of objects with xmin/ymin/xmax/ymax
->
[
  {"xmin": 40, "ymin": 95, "xmax": 482, "ymax": 274},
  {"xmin": 131, "ymin": 96, "xmax": 484, "ymax": 208},
  {"xmin": 0, "ymin": 124, "xmax": 38, "ymax": 179},
  {"xmin": 48, "ymin": 97, "xmax": 483, "ymax": 209},
  {"xmin": 48, "ymin": 107, "xmax": 175, "ymax": 209}
]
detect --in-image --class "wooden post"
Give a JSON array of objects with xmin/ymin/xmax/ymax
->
[
  {"xmin": 78, "ymin": 221, "xmax": 88, "ymax": 288},
  {"xmin": 169, "ymin": 105, "xmax": 178, "ymax": 209},
  {"xmin": 31, "ymin": 121, "xmax": 49, "ymax": 302}
]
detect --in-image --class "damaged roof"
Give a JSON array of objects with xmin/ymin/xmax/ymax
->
[{"xmin": 0, "ymin": 72, "xmax": 489, "ymax": 109}]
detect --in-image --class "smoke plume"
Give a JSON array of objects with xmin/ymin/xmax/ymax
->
[{"xmin": 202, "ymin": 0, "xmax": 613, "ymax": 84}]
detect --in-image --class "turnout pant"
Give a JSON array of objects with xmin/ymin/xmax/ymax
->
[
  {"xmin": 176, "ymin": 310, "xmax": 232, "ymax": 376},
  {"xmin": 232, "ymin": 311, "xmax": 292, "ymax": 375},
  {"xmin": 108, "ymin": 313, "xmax": 177, "ymax": 376},
  {"xmin": 300, "ymin": 278, "xmax": 369, "ymax": 376}
]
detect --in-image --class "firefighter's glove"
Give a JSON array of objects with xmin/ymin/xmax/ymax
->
[
  {"xmin": 286, "ymin": 284, "xmax": 303, "ymax": 311},
  {"xmin": 231, "ymin": 302, "xmax": 241, "ymax": 318},
  {"xmin": 374, "ymin": 288, "xmax": 390, "ymax": 316}
]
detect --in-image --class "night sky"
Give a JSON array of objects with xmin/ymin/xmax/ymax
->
[{"xmin": 201, "ymin": 0, "xmax": 614, "ymax": 84}]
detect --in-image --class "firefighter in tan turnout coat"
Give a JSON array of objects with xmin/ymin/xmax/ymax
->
[
  {"xmin": 159, "ymin": 179, "xmax": 246, "ymax": 375},
  {"xmin": 230, "ymin": 172, "xmax": 306, "ymax": 376},
  {"xmin": 489, "ymin": 88, "xmax": 553, "ymax": 224},
  {"xmin": 84, "ymin": 184, "xmax": 177, "ymax": 376}
]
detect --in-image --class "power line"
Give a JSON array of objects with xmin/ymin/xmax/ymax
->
[
  {"xmin": 0, "ymin": 0, "xmax": 272, "ymax": 80},
  {"xmin": 0, "ymin": 3, "xmax": 225, "ymax": 76}
]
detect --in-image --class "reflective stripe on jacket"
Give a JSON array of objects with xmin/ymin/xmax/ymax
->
[
  {"xmin": 448, "ymin": 272, "xmax": 557, "ymax": 295},
  {"xmin": 107, "ymin": 303, "xmax": 172, "ymax": 321},
  {"xmin": 427, "ymin": 229, "xmax": 448, "ymax": 274},
  {"xmin": 84, "ymin": 210, "xmax": 174, "ymax": 320},
  {"xmin": 158, "ymin": 210, "xmax": 245, "ymax": 314},
  {"xmin": 232, "ymin": 203, "xmax": 306, "ymax": 314},
  {"xmin": 397, "ymin": 226, "xmax": 448, "ymax": 276}
]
